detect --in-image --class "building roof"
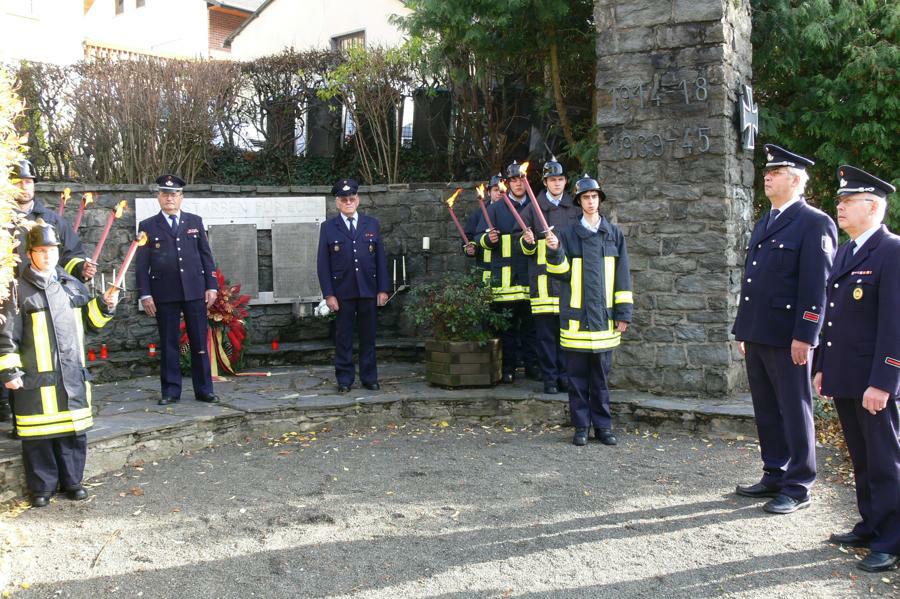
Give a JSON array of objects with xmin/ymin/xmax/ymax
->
[
  {"xmin": 207, "ymin": 0, "xmax": 266, "ymax": 14},
  {"xmin": 222, "ymin": 0, "xmax": 277, "ymax": 47}
]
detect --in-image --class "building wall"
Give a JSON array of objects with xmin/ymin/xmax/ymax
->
[
  {"xmin": 0, "ymin": 0, "xmax": 84, "ymax": 64},
  {"xmin": 229, "ymin": 0, "xmax": 409, "ymax": 58},
  {"xmin": 83, "ymin": 0, "xmax": 209, "ymax": 59},
  {"xmin": 208, "ymin": 9, "xmax": 247, "ymax": 55}
]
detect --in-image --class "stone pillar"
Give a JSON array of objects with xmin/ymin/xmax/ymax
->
[{"xmin": 594, "ymin": 0, "xmax": 754, "ymax": 396}]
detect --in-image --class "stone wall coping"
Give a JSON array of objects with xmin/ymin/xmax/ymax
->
[{"xmin": 35, "ymin": 182, "xmax": 482, "ymax": 194}]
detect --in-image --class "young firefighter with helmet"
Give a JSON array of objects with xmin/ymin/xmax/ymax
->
[
  {"xmin": 545, "ymin": 175, "xmax": 633, "ymax": 446},
  {"xmin": 0, "ymin": 221, "xmax": 119, "ymax": 507}
]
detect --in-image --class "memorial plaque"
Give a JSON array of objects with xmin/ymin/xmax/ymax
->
[
  {"xmin": 272, "ymin": 222, "xmax": 321, "ymax": 300},
  {"xmin": 208, "ymin": 224, "xmax": 259, "ymax": 299}
]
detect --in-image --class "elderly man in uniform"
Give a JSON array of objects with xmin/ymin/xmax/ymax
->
[
  {"xmin": 136, "ymin": 175, "xmax": 220, "ymax": 406},
  {"xmin": 0, "ymin": 222, "xmax": 118, "ymax": 507},
  {"xmin": 732, "ymin": 144, "xmax": 837, "ymax": 514},
  {"xmin": 316, "ymin": 178, "xmax": 390, "ymax": 393},
  {"xmin": 477, "ymin": 162, "xmax": 540, "ymax": 383},
  {"xmin": 814, "ymin": 166, "xmax": 899, "ymax": 573},
  {"xmin": 2, "ymin": 160, "xmax": 96, "ymax": 429},
  {"xmin": 521, "ymin": 158, "xmax": 582, "ymax": 394}
]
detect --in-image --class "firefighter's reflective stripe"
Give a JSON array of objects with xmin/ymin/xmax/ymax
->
[
  {"xmin": 479, "ymin": 233, "xmax": 493, "ymax": 250},
  {"xmin": 570, "ymin": 258, "xmax": 583, "ymax": 309},
  {"xmin": 520, "ymin": 237, "xmax": 536, "ymax": 256},
  {"xmin": 490, "ymin": 233, "xmax": 529, "ymax": 301},
  {"xmin": 73, "ymin": 307, "xmax": 85, "ymax": 367},
  {"xmin": 614, "ymin": 290, "xmax": 634, "ymax": 305},
  {"xmin": 16, "ymin": 406, "xmax": 93, "ymax": 437},
  {"xmin": 0, "ymin": 353, "xmax": 21, "ymax": 370},
  {"xmin": 483, "ymin": 248, "xmax": 492, "ymax": 263},
  {"xmin": 85, "ymin": 381, "xmax": 92, "ymax": 407},
  {"xmin": 63, "ymin": 257, "xmax": 84, "ymax": 275},
  {"xmin": 560, "ymin": 319, "xmax": 621, "ymax": 351},
  {"xmin": 31, "ymin": 311, "xmax": 53, "ymax": 372},
  {"xmin": 501, "ymin": 234, "xmax": 511, "ymax": 259},
  {"xmin": 40, "ymin": 385, "xmax": 58, "ymax": 416},
  {"xmin": 530, "ymin": 274, "xmax": 559, "ymax": 314},
  {"xmin": 482, "ymin": 270, "xmax": 491, "ymax": 284},
  {"xmin": 605, "ymin": 256, "xmax": 615, "ymax": 308},
  {"xmin": 547, "ymin": 255, "xmax": 569, "ymax": 275},
  {"xmin": 87, "ymin": 298, "xmax": 112, "ymax": 328}
]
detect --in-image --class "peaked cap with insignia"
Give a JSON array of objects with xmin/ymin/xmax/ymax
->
[
  {"xmin": 836, "ymin": 165, "xmax": 896, "ymax": 198},
  {"xmin": 763, "ymin": 144, "xmax": 814, "ymax": 171}
]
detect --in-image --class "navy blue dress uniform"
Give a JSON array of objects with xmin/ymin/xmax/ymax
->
[
  {"xmin": 546, "ymin": 176, "xmax": 633, "ymax": 445},
  {"xmin": 732, "ymin": 145, "xmax": 838, "ymax": 511},
  {"xmin": 464, "ymin": 174, "xmax": 503, "ymax": 283},
  {"xmin": 814, "ymin": 166, "xmax": 900, "ymax": 570},
  {"xmin": 476, "ymin": 162, "xmax": 538, "ymax": 382},
  {"xmin": 135, "ymin": 175, "xmax": 219, "ymax": 405},
  {"xmin": 520, "ymin": 159, "xmax": 582, "ymax": 393},
  {"xmin": 316, "ymin": 178, "xmax": 390, "ymax": 390},
  {"xmin": 0, "ymin": 223, "xmax": 115, "ymax": 505}
]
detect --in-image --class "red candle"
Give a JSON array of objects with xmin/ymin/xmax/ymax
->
[
  {"xmin": 100, "ymin": 344, "xmax": 108, "ymax": 359},
  {"xmin": 91, "ymin": 200, "xmax": 128, "ymax": 263},
  {"xmin": 148, "ymin": 343, "xmax": 157, "ymax": 357},
  {"xmin": 73, "ymin": 192, "xmax": 93, "ymax": 231},
  {"xmin": 271, "ymin": 340, "xmax": 279, "ymax": 351},
  {"xmin": 445, "ymin": 188, "xmax": 469, "ymax": 245},
  {"xmin": 475, "ymin": 184, "xmax": 494, "ymax": 231},
  {"xmin": 112, "ymin": 231, "xmax": 148, "ymax": 289},
  {"xmin": 87, "ymin": 349, "xmax": 96, "ymax": 361},
  {"xmin": 519, "ymin": 162, "xmax": 551, "ymax": 233},
  {"xmin": 58, "ymin": 187, "xmax": 71, "ymax": 216},
  {"xmin": 498, "ymin": 181, "xmax": 530, "ymax": 233}
]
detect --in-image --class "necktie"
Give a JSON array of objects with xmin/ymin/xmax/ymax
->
[
  {"xmin": 349, "ymin": 217, "xmax": 356, "ymax": 236},
  {"xmin": 765, "ymin": 208, "xmax": 780, "ymax": 230},
  {"xmin": 840, "ymin": 241, "xmax": 856, "ymax": 270},
  {"xmin": 169, "ymin": 214, "xmax": 178, "ymax": 230}
]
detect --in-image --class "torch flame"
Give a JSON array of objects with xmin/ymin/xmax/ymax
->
[
  {"xmin": 62, "ymin": 188, "xmax": 71, "ymax": 201},
  {"xmin": 499, "ymin": 181, "xmax": 507, "ymax": 192},
  {"xmin": 82, "ymin": 192, "xmax": 94, "ymax": 206},
  {"xmin": 446, "ymin": 188, "xmax": 462, "ymax": 208},
  {"xmin": 520, "ymin": 161, "xmax": 530, "ymax": 176},
  {"xmin": 113, "ymin": 200, "xmax": 127, "ymax": 218},
  {"xmin": 476, "ymin": 184, "xmax": 485, "ymax": 199},
  {"xmin": 136, "ymin": 231, "xmax": 149, "ymax": 246}
]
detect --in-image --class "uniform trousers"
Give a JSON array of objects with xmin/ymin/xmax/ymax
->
[
  {"xmin": 22, "ymin": 434, "xmax": 87, "ymax": 494},
  {"xmin": 156, "ymin": 298, "xmax": 213, "ymax": 399},
  {"xmin": 834, "ymin": 396, "xmax": 900, "ymax": 554},
  {"xmin": 745, "ymin": 342, "xmax": 817, "ymax": 500},
  {"xmin": 566, "ymin": 350, "xmax": 612, "ymax": 430},
  {"xmin": 534, "ymin": 314, "xmax": 566, "ymax": 385},
  {"xmin": 333, "ymin": 297, "xmax": 378, "ymax": 386},
  {"xmin": 496, "ymin": 301, "xmax": 536, "ymax": 375}
]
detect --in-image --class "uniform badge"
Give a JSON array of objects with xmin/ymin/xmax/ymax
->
[
  {"xmin": 368, "ymin": 243, "xmax": 375, "ymax": 253},
  {"xmin": 821, "ymin": 236, "xmax": 833, "ymax": 253},
  {"xmin": 333, "ymin": 243, "xmax": 340, "ymax": 252},
  {"xmin": 853, "ymin": 287, "xmax": 863, "ymax": 300},
  {"xmin": 155, "ymin": 242, "xmax": 161, "ymax": 249},
  {"xmin": 886, "ymin": 357, "xmax": 900, "ymax": 369},
  {"xmin": 766, "ymin": 152, "xmax": 773, "ymax": 162},
  {"xmin": 840, "ymin": 178, "xmax": 847, "ymax": 188}
]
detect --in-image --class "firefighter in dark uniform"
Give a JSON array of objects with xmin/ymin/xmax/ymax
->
[
  {"xmin": 545, "ymin": 175, "xmax": 633, "ymax": 446},
  {"xmin": 0, "ymin": 222, "xmax": 118, "ymax": 507},
  {"xmin": 136, "ymin": 175, "xmax": 220, "ymax": 406},
  {"xmin": 521, "ymin": 158, "xmax": 582, "ymax": 394},
  {"xmin": 2, "ymin": 160, "xmax": 96, "ymax": 428},
  {"xmin": 316, "ymin": 178, "xmax": 390, "ymax": 393},
  {"xmin": 813, "ymin": 166, "xmax": 900, "ymax": 573},
  {"xmin": 476, "ymin": 162, "xmax": 539, "ymax": 383},
  {"xmin": 463, "ymin": 173, "xmax": 503, "ymax": 284},
  {"xmin": 732, "ymin": 144, "xmax": 838, "ymax": 514}
]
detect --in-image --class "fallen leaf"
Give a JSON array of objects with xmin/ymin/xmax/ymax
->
[{"xmin": 130, "ymin": 487, "xmax": 144, "ymax": 497}]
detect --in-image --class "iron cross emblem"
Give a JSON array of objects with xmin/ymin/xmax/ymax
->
[{"xmin": 739, "ymin": 84, "xmax": 759, "ymax": 151}]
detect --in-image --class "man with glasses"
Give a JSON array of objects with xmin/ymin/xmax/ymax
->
[
  {"xmin": 814, "ymin": 166, "xmax": 899, "ymax": 573},
  {"xmin": 732, "ymin": 144, "xmax": 837, "ymax": 514},
  {"xmin": 317, "ymin": 178, "xmax": 389, "ymax": 393}
]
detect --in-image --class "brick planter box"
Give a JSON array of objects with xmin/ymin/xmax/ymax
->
[{"xmin": 424, "ymin": 339, "xmax": 501, "ymax": 388}]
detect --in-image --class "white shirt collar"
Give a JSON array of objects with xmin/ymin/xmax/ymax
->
[
  {"xmin": 852, "ymin": 224, "xmax": 882, "ymax": 253},
  {"xmin": 580, "ymin": 215, "xmax": 602, "ymax": 233},
  {"xmin": 341, "ymin": 213, "xmax": 358, "ymax": 229},
  {"xmin": 546, "ymin": 192, "xmax": 562, "ymax": 206},
  {"xmin": 162, "ymin": 210, "xmax": 182, "ymax": 222},
  {"xmin": 772, "ymin": 197, "xmax": 800, "ymax": 219}
]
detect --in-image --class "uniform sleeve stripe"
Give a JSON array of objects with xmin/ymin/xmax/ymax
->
[
  {"xmin": 614, "ymin": 291, "xmax": 634, "ymax": 304},
  {"xmin": 546, "ymin": 257, "xmax": 569, "ymax": 274},
  {"xmin": 0, "ymin": 353, "xmax": 22, "ymax": 370},
  {"xmin": 87, "ymin": 298, "xmax": 113, "ymax": 328},
  {"xmin": 64, "ymin": 257, "xmax": 85, "ymax": 274},
  {"xmin": 802, "ymin": 311, "xmax": 820, "ymax": 323}
]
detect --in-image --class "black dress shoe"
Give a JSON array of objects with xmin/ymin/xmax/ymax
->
[
  {"xmin": 557, "ymin": 379, "xmax": 569, "ymax": 393},
  {"xmin": 196, "ymin": 394, "xmax": 220, "ymax": 403},
  {"xmin": 829, "ymin": 531, "xmax": 869, "ymax": 548},
  {"xmin": 501, "ymin": 373, "xmax": 515, "ymax": 384},
  {"xmin": 525, "ymin": 366, "xmax": 542, "ymax": 381},
  {"xmin": 158, "ymin": 396, "xmax": 179, "ymax": 406},
  {"xmin": 595, "ymin": 428, "xmax": 618, "ymax": 446},
  {"xmin": 67, "ymin": 486, "xmax": 88, "ymax": 501},
  {"xmin": 735, "ymin": 482, "xmax": 780, "ymax": 498},
  {"xmin": 362, "ymin": 382, "xmax": 380, "ymax": 391},
  {"xmin": 31, "ymin": 495, "xmax": 50, "ymax": 508},
  {"xmin": 763, "ymin": 493, "xmax": 811, "ymax": 514},
  {"xmin": 572, "ymin": 428, "xmax": 588, "ymax": 446},
  {"xmin": 337, "ymin": 385, "xmax": 351, "ymax": 393},
  {"xmin": 543, "ymin": 383, "xmax": 558, "ymax": 394},
  {"xmin": 858, "ymin": 551, "xmax": 899, "ymax": 572}
]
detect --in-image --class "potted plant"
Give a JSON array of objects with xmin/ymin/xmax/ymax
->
[{"xmin": 407, "ymin": 269, "xmax": 509, "ymax": 388}]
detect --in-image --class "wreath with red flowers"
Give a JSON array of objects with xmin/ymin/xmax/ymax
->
[{"xmin": 179, "ymin": 269, "xmax": 251, "ymax": 374}]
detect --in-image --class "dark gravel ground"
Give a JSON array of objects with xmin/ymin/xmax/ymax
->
[{"xmin": 0, "ymin": 423, "xmax": 895, "ymax": 598}]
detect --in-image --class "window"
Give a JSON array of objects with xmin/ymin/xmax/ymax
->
[
  {"xmin": 115, "ymin": 0, "xmax": 124, "ymax": 15},
  {"xmin": 331, "ymin": 31, "xmax": 365, "ymax": 52}
]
